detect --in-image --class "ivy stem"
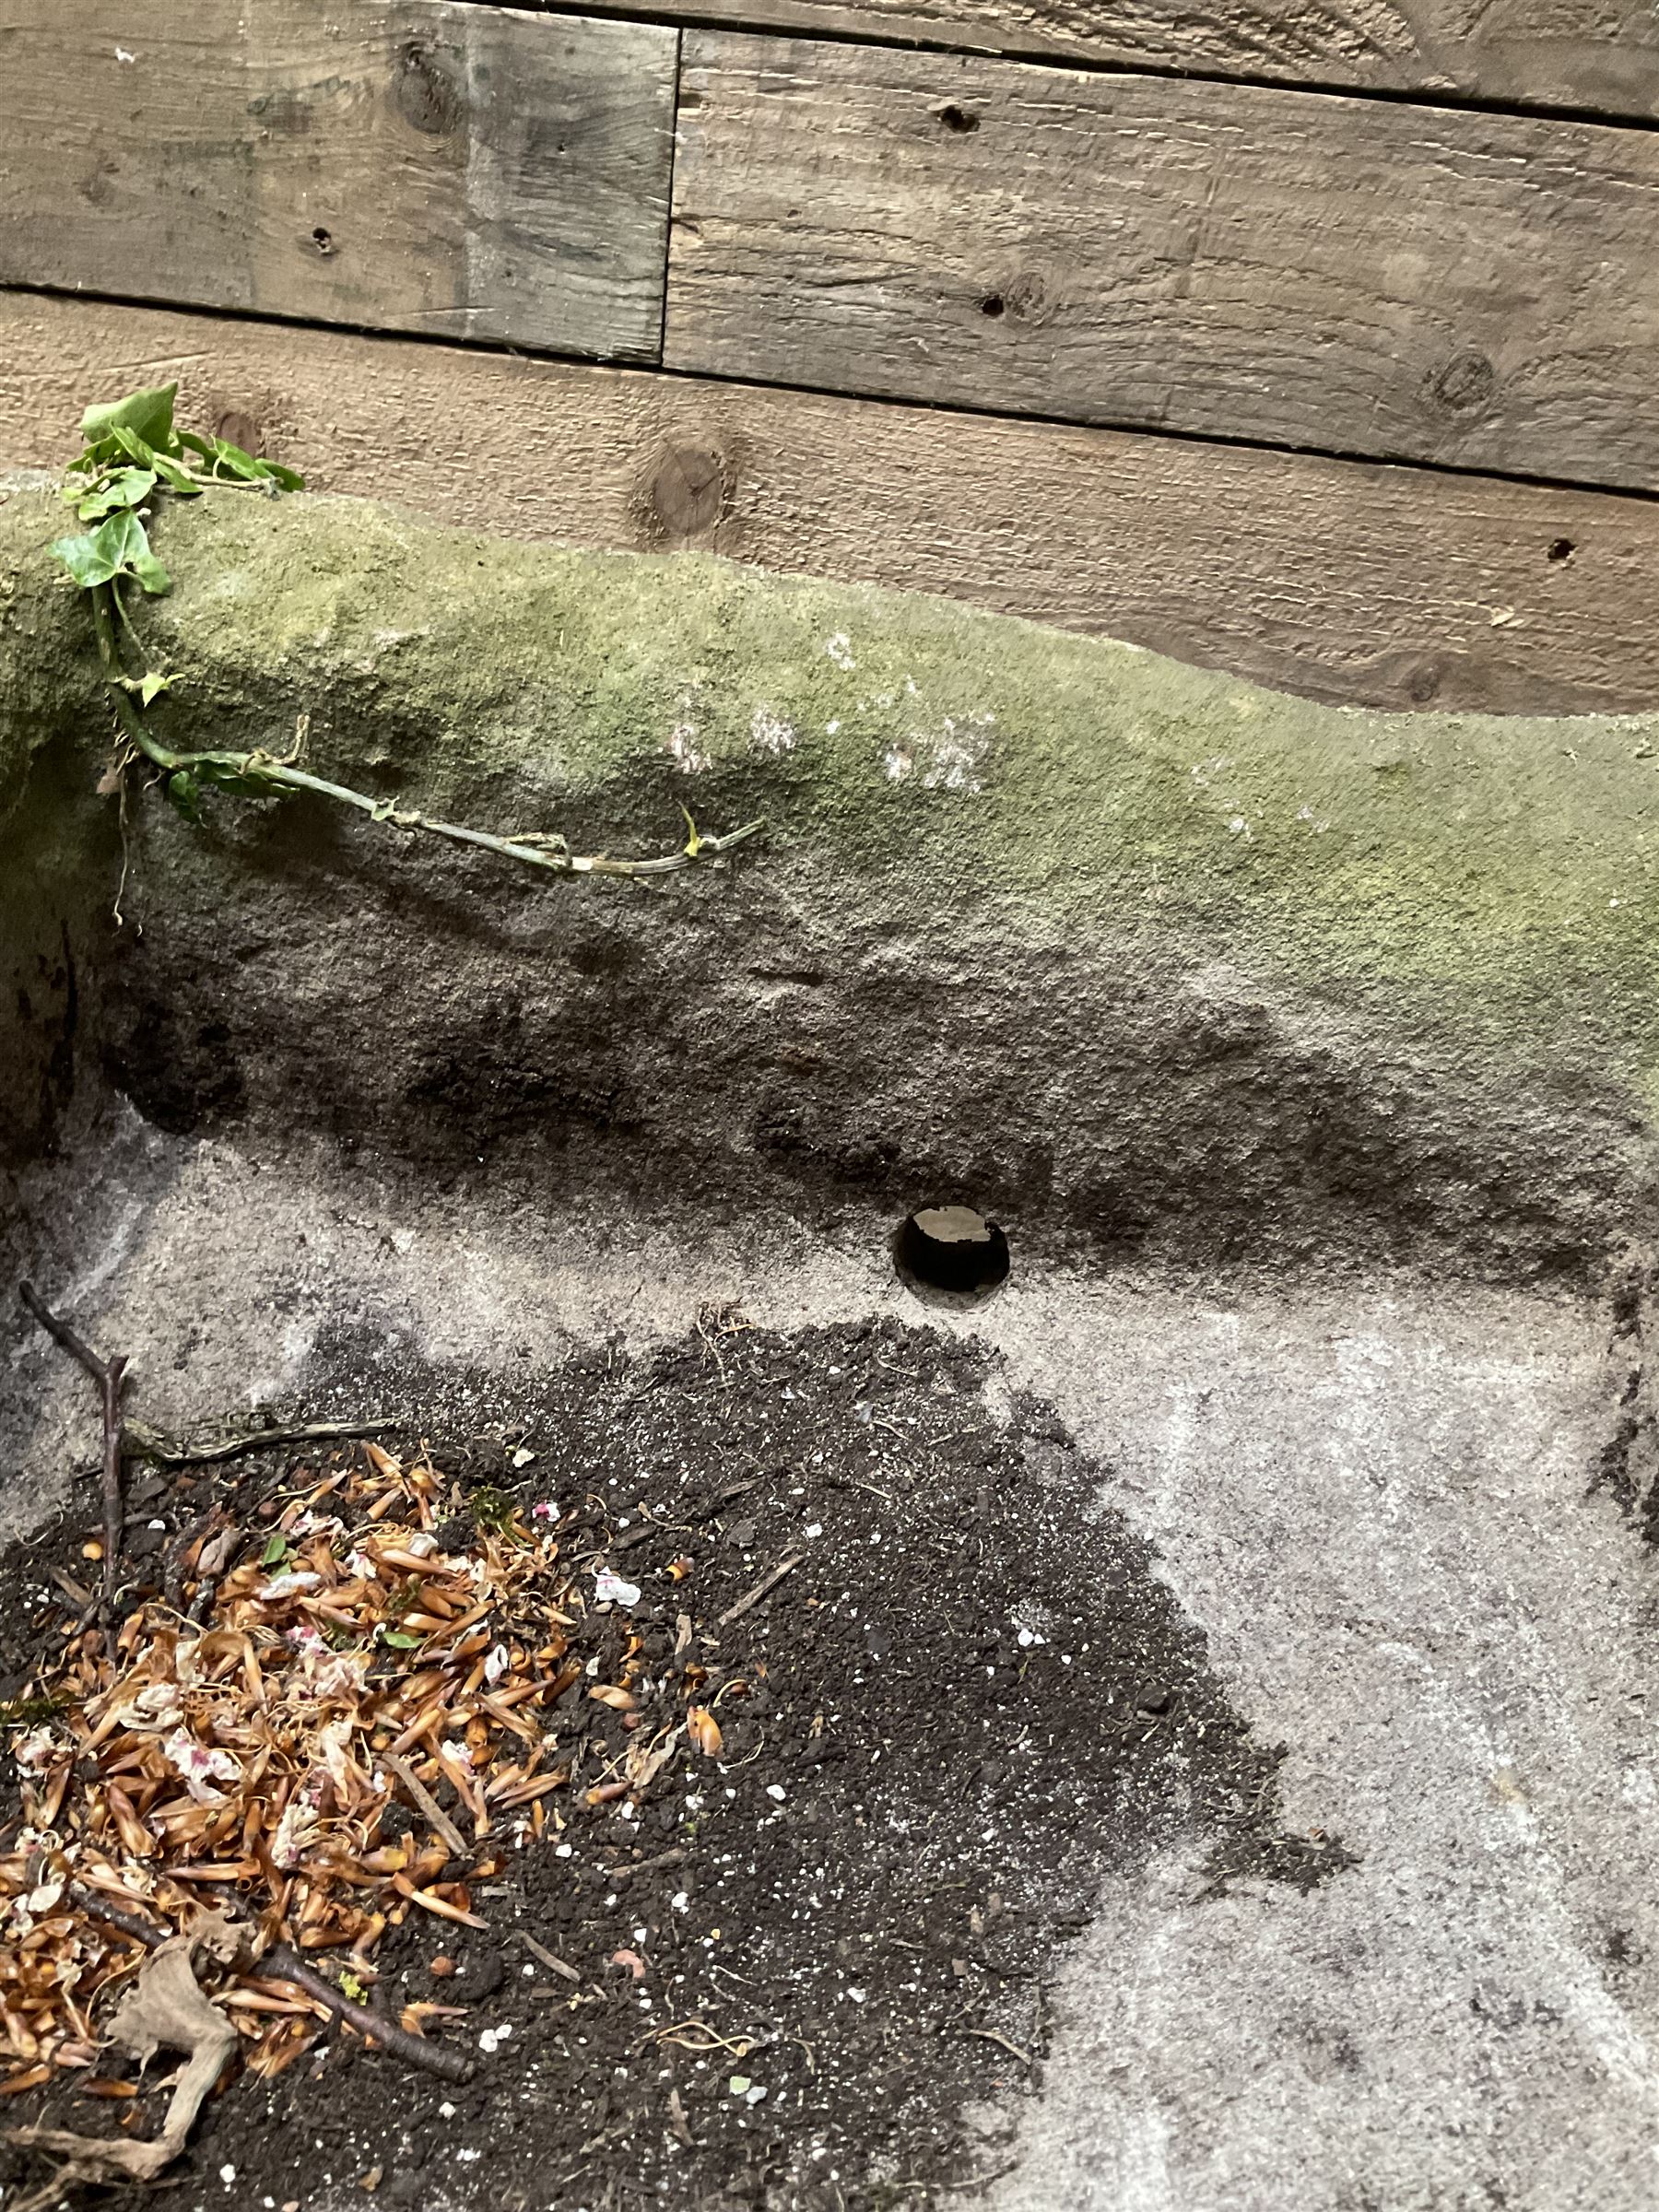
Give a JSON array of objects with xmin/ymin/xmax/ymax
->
[{"xmin": 88, "ymin": 583, "xmax": 763, "ymax": 880}]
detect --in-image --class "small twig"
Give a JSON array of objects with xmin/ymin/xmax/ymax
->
[
  {"xmin": 633, "ymin": 2018, "xmax": 755, "ymax": 2060},
  {"xmin": 606, "ymin": 1846, "xmax": 686, "ymax": 1884},
  {"xmin": 959, "ymin": 2025, "xmax": 1034, "ymax": 2069},
  {"xmin": 46, "ymin": 1565, "xmax": 96, "ymax": 1612},
  {"xmin": 265, "ymin": 1945, "xmax": 475, "ymax": 2083},
  {"xmin": 67, "ymin": 1884, "xmax": 168, "ymax": 1950},
  {"xmin": 606, "ymin": 1477, "xmax": 761, "ymax": 1556},
  {"xmin": 609, "ymin": 1519, "xmax": 677, "ymax": 1555},
  {"xmin": 381, "ymin": 1749, "xmax": 471, "ymax": 1863},
  {"xmin": 123, "ymin": 1416, "xmax": 397, "ymax": 1469},
  {"xmin": 67, "ymin": 1886, "xmax": 473, "ymax": 2083},
  {"xmin": 163, "ymin": 1508, "xmax": 222, "ymax": 1617},
  {"xmin": 515, "ymin": 1932, "xmax": 581, "ymax": 1983},
  {"xmin": 698, "ymin": 1477, "xmax": 761, "ymax": 1521},
  {"xmin": 717, "ymin": 1553, "xmax": 804, "ymax": 1629},
  {"xmin": 21, "ymin": 1283, "xmax": 127, "ymax": 1620}
]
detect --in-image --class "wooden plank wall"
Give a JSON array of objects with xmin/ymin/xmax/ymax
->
[
  {"xmin": 1, "ymin": 0, "xmax": 1656, "ymax": 712},
  {"xmin": 667, "ymin": 38, "xmax": 1659, "ymax": 489},
  {"xmin": 0, "ymin": 1, "xmax": 677, "ymax": 360},
  {"xmin": 552, "ymin": 0, "xmax": 1659, "ymax": 118}
]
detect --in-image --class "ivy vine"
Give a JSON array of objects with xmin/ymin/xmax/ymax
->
[{"xmin": 50, "ymin": 383, "xmax": 761, "ymax": 879}]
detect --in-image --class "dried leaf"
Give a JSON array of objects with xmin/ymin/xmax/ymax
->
[
  {"xmin": 589, "ymin": 1684, "xmax": 636, "ymax": 1712},
  {"xmin": 688, "ymin": 1706, "xmax": 723, "ymax": 1758},
  {"xmin": 6, "ymin": 1915, "xmax": 240, "ymax": 2190}
]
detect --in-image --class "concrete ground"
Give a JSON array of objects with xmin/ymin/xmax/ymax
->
[{"xmin": 5, "ymin": 1109, "xmax": 1652, "ymax": 2211}]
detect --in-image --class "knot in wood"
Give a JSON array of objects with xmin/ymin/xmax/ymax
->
[{"xmin": 647, "ymin": 444, "xmax": 726, "ymax": 542}]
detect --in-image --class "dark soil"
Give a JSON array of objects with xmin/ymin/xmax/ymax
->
[{"xmin": 0, "ymin": 1315, "xmax": 1348, "ymax": 2211}]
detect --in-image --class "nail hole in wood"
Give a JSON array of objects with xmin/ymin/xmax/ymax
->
[
  {"xmin": 1547, "ymin": 537, "xmax": 1576, "ymax": 564},
  {"xmin": 937, "ymin": 104, "xmax": 980, "ymax": 133},
  {"xmin": 981, "ymin": 293, "xmax": 1006, "ymax": 319},
  {"xmin": 311, "ymin": 227, "xmax": 335, "ymax": 255}
]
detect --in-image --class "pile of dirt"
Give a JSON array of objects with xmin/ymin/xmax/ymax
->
[{"xmin": 0, "ymin": 1314, "xmax": 1348, "ymax": 2210}]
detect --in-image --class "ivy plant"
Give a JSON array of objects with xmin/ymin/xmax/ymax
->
[{"xmin": 51, "ymin": 383, "xmax": 760, "ymax": 880}]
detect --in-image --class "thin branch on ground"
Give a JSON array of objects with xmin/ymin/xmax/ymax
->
[
  {"xmin": 122, "ymin": 1416, "xmax": 396, "ymax": 1469},
  {"xmin": 889, "ymin": 2159, "xmax": 1020, "ymax": 2196},
  {"xmin": 90, "ymin": 585, "xmax": 763, "ymax": 882},
  {"xmin": 717, "ymin": 1552, "xmax": 804, "ymax": 1629},
  {"xmin": 66, "ymin": 1886, "xmax": 474, "ymax": 2084},
  {"xmin": 263, "ymin": 1946, "xmax": 476, "ymax": 2084},
  {"xmin": 66, "ymin": 1884, "xmax": 170, "ymax": 1951},
  {"xmin": 607, "ymin": 1846, "xmax": 687, "ymax": 1884},
  {"xmin": 380, "ymin": 1749, "xmax": 472, "ymax": 1862},
  {"xmin": 21, "ymin": 1283, "xmax": 128, "ymax": 1620}
]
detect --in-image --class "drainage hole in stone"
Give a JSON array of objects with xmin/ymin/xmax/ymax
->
[{"xmin": 894, "ymin": 1204, "xmax": 1010, "ymax": 1299}]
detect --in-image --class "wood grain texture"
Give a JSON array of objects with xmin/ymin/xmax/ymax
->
[
  {"xmin": 0, "ymin": 0, "xmax": 676, "ymax": 361},
  {"xmin": 497, "ymin": 0, "xmax": 1659, "ymax": 122},
  {"xmin": 5, "ymin": 288, "xmax": 1657, "ymax": 715},
  {"xmin": 666, "ymin": 33, "xmax": 1659, "ymax": 490}
]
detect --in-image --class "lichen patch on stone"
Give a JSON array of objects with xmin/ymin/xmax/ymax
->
[{"xmin": 749, "ymin": 705, "xmax": 797, "ymax": 757}]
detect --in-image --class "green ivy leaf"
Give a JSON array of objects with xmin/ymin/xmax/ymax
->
[
  {"xmin": 204, "ymin": 438, "xmax": 265, "ymax": 480},
  {"xmin": 116, "ymin": 669, "xmax": 178, "ymax": 706},
  {"xmin": 110, "ymin": 425, "xmax": 159, "ymax": 468},
  {"xmin": 128, "ymin": 547, "xmax": 171, "ymax": 595},
  {"xmin": 380, "ymin": 1629, "xmax": 422, "ymax": 1650},
  {"xmin": 52, "ymin": 512, "xmax": 171, "ymax": 594},
  {"xmin": 106, "ymin": 512, "xmax": 173, "ymax": 595},
  {"xmin": 50, "ymin": 530, "xmax": 120, "ymax": 587},
  {"xmin": 261, "ymin": 1533, "xmax": 290, "ymax": 1567},
  {"xmin": 96, "ymin": 510, "xmax": 148, "ymax": 567},
  {"xmin": 80, "ymin": 382, "xmax": 178, "ymax": 453},
  {"xmin": 177, "ymin": 429, "xmax": 304, "ymax": 492},
  {"xmin": 218, "ymin": 442, "xmax": 303, "ymax": 492},
  {"xmin": 147, "ymin": 450, "xmax": 201, "ymax": 496},
  {"xmin": 75, "ymin": 466, "xmax": 157, "ymax": 521},
  {"xmin": 165, "ymin": 771, "xmax": 202, "ymax": 823}
]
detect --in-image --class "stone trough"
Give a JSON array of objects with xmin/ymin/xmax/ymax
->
[{"xmin": 4, "ymin": 474, "xmax": 1659, "ymax": 2209}]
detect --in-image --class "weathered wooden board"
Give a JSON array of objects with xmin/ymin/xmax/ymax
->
[
  {"xmin": 5, "ymin": 290, "xmax": 1657, "ymax": 715},
  {"xmin": 0, "ymin": 0, "xmax": 676, "ymax": 361},
  {"xmin": 493, "ymin": 0, "xmax": 1659, "ymax": 122},
  {"xmin": 666, "ymin": 34, "xmax": 1659, "ymax": 490}
]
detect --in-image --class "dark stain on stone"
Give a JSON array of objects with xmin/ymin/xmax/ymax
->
[
  {"xmin": 36, "ymin": 922, "xmax": 77, "ymax": 1157},
  {"xmin": 101, "ymin": 999, "xmax": 247, "ymax": 1136},
  {"xmin": 1403, "ymin": 657, "xmax": 1444, "ymax": 705}
]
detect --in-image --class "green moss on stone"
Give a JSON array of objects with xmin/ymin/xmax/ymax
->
[{"xmin": 4, "ymin": 480, "xmax": 1658, "ymax": 1099}]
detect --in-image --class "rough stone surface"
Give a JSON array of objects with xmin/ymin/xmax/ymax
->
[
  {"xmin": 3, "ymin": 477, "xmax": 1659, "ymax": 1281},
  {"xmin": 4, "ymin": 480, "xmax": 1659, "ymax": 2206}
]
